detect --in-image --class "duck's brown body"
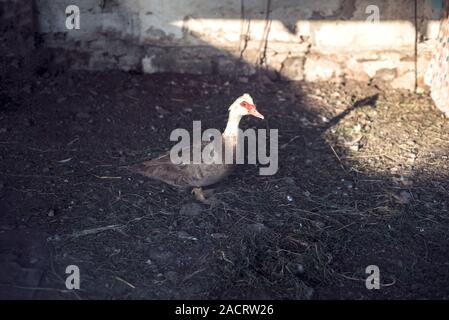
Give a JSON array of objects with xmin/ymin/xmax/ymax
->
[
  {"xmin": 130, "ymin": 94, "xmax": 263, "ymax": 201},
  {"xmin": 130, "ymin": 135, "xmax": 236, "ymax": 189}
]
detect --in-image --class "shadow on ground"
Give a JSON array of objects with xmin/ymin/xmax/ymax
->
[{"xmin": 1, "ymin": 67, "xmax": 449, "ymax": 299}]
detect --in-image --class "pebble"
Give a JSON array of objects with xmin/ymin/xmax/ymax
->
[
  {"xmin": 177, "ymin": 231, "xmax": 198, "ymax": 241},
  {"xmin": 353, "ymin": 124, "xmax": 362, "ymax": 133},
  {"xmin": 344, "ymin": 181, "xmax": 354, "ymax": 189},
  {"xmin": 47, "ymin": 234, "xmax": 61, "ymax": 242},
  {"xmin": 248, "ymin": 223, "xmax": 267, "ymax": 233},
  {"xmin": 155, "ymin": 105, "xmax": 169, "ymax": 115},
  {"xmin": 210, "ymin": 233, "xmax": 228, "ymax": 239},
  {"xmin": 390, "ymin": 167, "xmax": 399, "ymax": 173},
  {"xmin": 320, "ymin": 115, "xmax": 329, "ymax": 123},
  {"xmin": 294, "ymin": 264, "xmax": 305, "ymax": 275},
  {"xmin": 47, "ymin": 209, "xmax": 55, "ymax": 217},
  {"xmin": 349, "ymin": 144, "xmax": 360, "ymax": 152}
]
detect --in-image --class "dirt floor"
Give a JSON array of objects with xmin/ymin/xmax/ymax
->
[{"xmin": 1, "ymin": 70, "xmax": 449, "ymax": 299}]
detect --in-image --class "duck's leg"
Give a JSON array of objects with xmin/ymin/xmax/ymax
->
[{"xmin": 191, "ymin": 187, "xmax": 213, "ymax": 205}]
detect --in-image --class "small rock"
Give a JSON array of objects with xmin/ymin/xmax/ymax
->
[
  {"xmin": 155, "ymin": 105, "xmax": 169, "ymax": 115},
  {"xmin": 248, "ymin": 223, "xmax": 267, "ymax": 233},
  {"xmin": 294, "ymin": 264, "xmax": 305, "ymax": 275},
  {"xmin": 344, "ymin": 181, "xmax": 354, "ymax": 189},
  {"xmin": 320, "ymin": 115, "xmax": 329, "ymax": 123},
  {"xmin": 286, "ymin": 195, "xmax": 294, "ymax": 202},
  {"xmin": 300, "ymin": 117, "xmax": 312, "ymax": 127},
  {"xmin": 47, "ymin": 234, "xmax": 61, "ymax": 242},
  {"xmin": 349, "ymin": 144, "xmax": 360, "ymax": 152},
  {"xmin": 29, "ymin": 257, "xmax": 39, "ymax": 264},
  {"xmin": 47, "ymin": 209, "xmax": 55, "ymax": 217},
  {"xmin": 353, "ymin": 124, "xmax": 362, "ymax": 133},
  {"xmin": 177, "ymin": 231, "xmax": 198, "ymax": 241},
  {"xmin": 390, "ymin": 167, "xmax": 399, "ymax": 173},
  {"xmin": 210, "ymin": 233, "xmax": 228, "ymax": 239}
]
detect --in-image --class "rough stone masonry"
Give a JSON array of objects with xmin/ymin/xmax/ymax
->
[{"xmin": 34, "ymin": 0, "xmax": 445, "ymax": 90}]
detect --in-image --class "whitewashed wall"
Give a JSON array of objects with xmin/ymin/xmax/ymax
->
[{"xmin": 36, "ymin": 0, "xmax": 444, "ymax": 89}]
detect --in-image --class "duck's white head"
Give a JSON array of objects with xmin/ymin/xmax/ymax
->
[{"xmin": 228, "ymin": 93, "xmax": 264, "ymax": 119}]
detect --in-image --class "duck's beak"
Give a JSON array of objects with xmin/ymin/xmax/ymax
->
[{"xmin": 250, "ymin": 107, "xmax": 265, "ymax": 119}]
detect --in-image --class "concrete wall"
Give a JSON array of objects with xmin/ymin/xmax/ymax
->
[{"xmin": 36, "ymin": 0, "xmax": 445, "ymax": 90}]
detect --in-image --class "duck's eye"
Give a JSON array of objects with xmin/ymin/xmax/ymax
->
[{"xmin": 240, "ymin": 101, "xmax": 248, "ymax": 107}]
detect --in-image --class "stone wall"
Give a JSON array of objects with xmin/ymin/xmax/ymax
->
[{"xmin": 36, "ymin": 0, "xmax": 445, "ymax": 90}]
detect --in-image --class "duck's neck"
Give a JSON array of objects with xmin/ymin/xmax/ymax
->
[{"xmin": 223, "ymin": 111, "xmax": 242, "ymax": 137}]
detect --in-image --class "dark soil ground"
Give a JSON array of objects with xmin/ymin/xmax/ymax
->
[{"xmin": 1, "ymin": 70, "xmax": 448, "ymax": 299}]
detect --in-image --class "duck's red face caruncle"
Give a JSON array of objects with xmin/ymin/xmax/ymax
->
[{"xmin": 240, "ymin": 101, "xmax": 264, "ymax": 119}]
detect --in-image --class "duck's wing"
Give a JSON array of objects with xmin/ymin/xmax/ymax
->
[
  {"xmin": 129, "ymin": 152, "xmax": 192, "ymax": 188},
  {"xmin": 130, "ymin": 136, "xmax": 234, "ymax": 188}
]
